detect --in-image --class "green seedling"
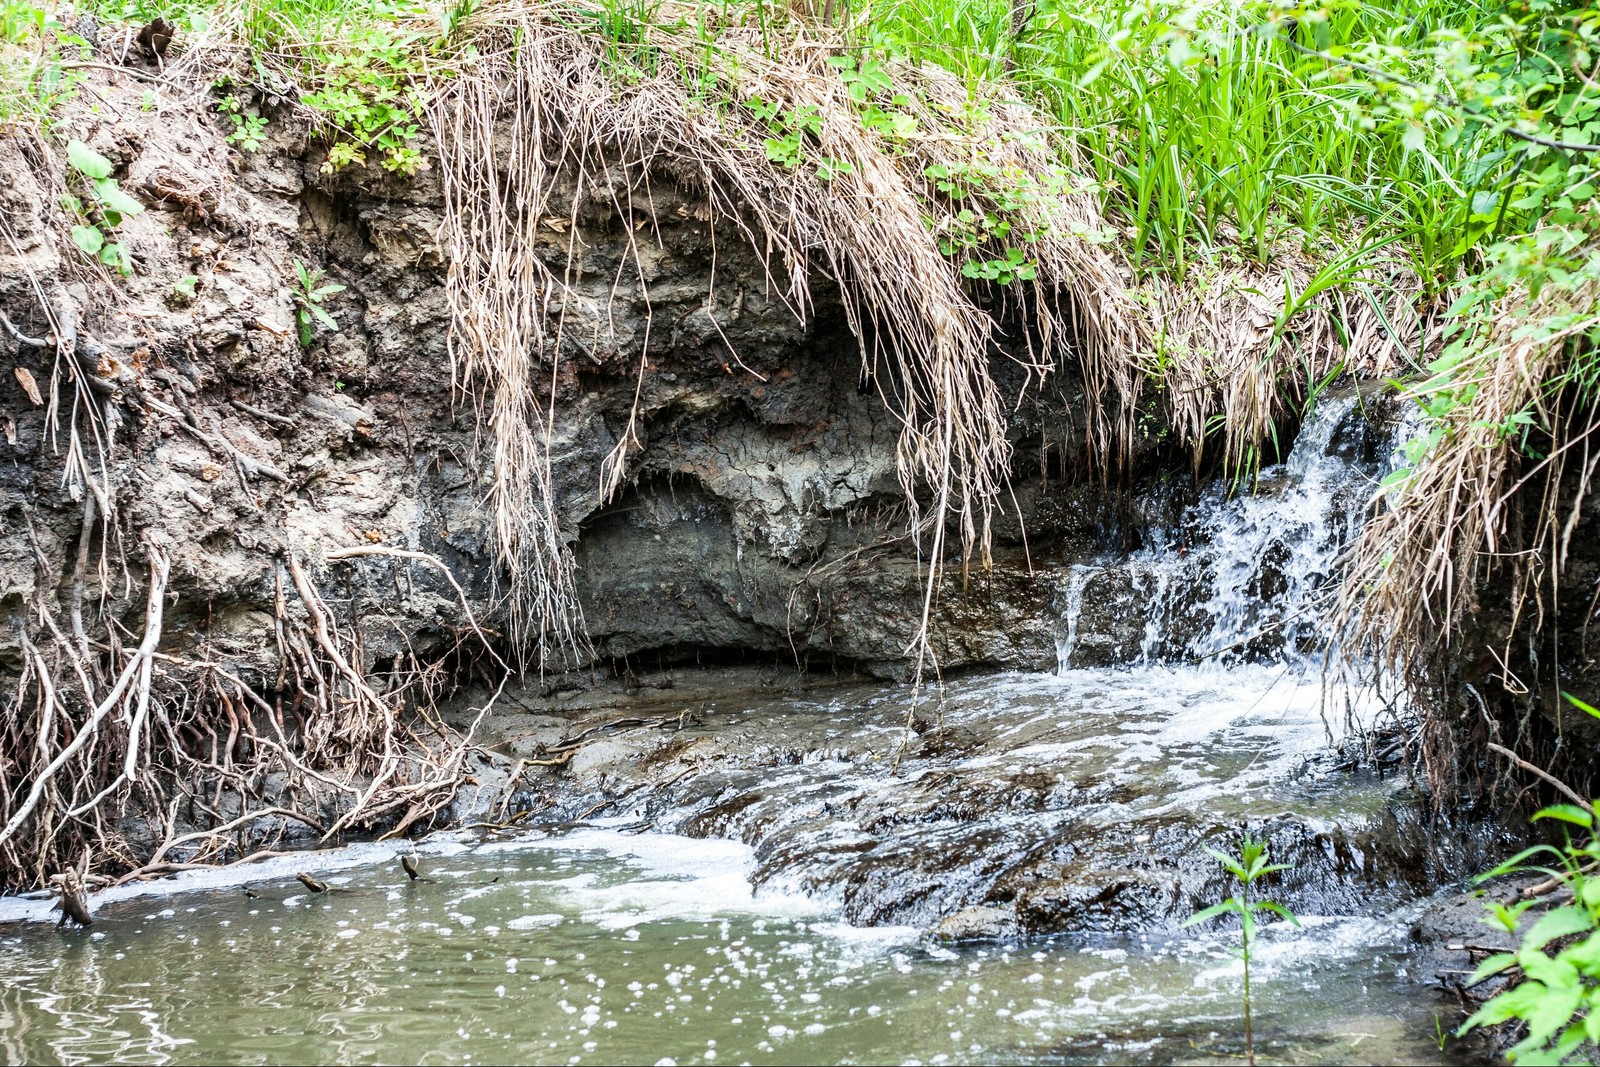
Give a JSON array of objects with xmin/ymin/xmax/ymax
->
[{"xmin": 1184, "ymin": 833, "xmax": 1300, "ymax": 1067}]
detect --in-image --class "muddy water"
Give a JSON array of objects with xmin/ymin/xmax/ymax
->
[
  {"xmin": 0, "ymin": 399, "xmax": 1476, "ymax": 1063},
  {"xmin": 0, "ymin": 827, "xmax": 1455, "ymax": 1066}
]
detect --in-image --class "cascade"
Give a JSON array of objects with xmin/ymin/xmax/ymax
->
[{"xmin": 1056, "ymin": 394, "xmax": 1376, "ymax": 671}]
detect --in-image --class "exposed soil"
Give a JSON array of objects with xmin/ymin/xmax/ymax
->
[{"xmin": 0, "ymin": 71, "xmax": 1187, "ymax": 696}]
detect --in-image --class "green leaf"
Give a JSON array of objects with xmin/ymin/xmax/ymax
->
[
  {"xmin": 1489, "ymin": 899, "xmax": 1539, "ymax": 933},
  {"xmin": 70, "ymin": 224, "xmax": 103, "ymax": 256},
  {"xmin": 1460, "ymin": 980, "xmax": 1551, "ymax": 1033},
  {"xmin": 1201, "ymin": 846, "xmax": 1248, "ymax": 881},
  {"xmin": 1533, "ymin": 805, "xmax": 1594, "ymax": 829},
  {"xmin": 1524, "ymin": 906, "xmax": 1594, "ymax": 952},
  {"xmin": 1563, "ymin": 692, "xmax": 1600, "ymax": 721},
  {"xmin": 92, "ymin": 178, "xmax": 143, "ymax": 218},
  {"xmin": 1519, "ymin": 949, "xmax": 1580, "ymax": 993},
  {"xmin": 1523, "ymin": 981, "xmax": 1584, "ymax": 1046},
  {"xmin": 1477, "ymin": 843, "xmax": 1571, "ymax": 881},
  {"xmin": 1182, "ymin": 899, "xmax": 1240, "ymax": 927},
  {"xmin": 1254, "ymin": 900, "xmax": 1302, "ymax": 927},
  {"xmin": 66, "ymin": 139, "xmax": 112, "ymax": 180},
  {"xmin": 174, "ymin": 275, "xmax": 199, "ymax": 299},
  {"xmin": 1557, "ymin": 930, "xmax": 1600, "ymax": 970},
  {"xmin": 310, "ymin": 306, "xmax": 339, "ymax": 331},
  {"xmin": 1249, "ymin": 862, "xmax": 1294, "ymax": 881},
  {"xmin": 1467, "ymin": 952, "xmax": 1516, "ymax": 984}
]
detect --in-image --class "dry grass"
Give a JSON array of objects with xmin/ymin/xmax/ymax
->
[
  {"xmin": 1334, "ymin": 271, "xmax": 1600, "ymax": 782},
  {"xmin": 425, "ymin": 0, "xmax": 1152, "ymax": 675},
  {"xmin": 1139, "ymin": 247, "xmax": 1419, "ymax": 475},
  {"xmin": 423, "ymin": 1, "xmax": 1426, "ymax": 678}
]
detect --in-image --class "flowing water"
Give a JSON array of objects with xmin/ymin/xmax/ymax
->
[
  {"xmin": 0, "ymin": 397, "xmax": 1480, "ymax": 1065},
  {"xmin": 0, "ymin": 828, "xmax": 1455, "ymax": 1065}
]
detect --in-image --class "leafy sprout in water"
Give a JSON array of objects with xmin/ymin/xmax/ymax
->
[{"xmin": 1184, "ymin": 833, "xmax": 1300, "ymax": 1067}]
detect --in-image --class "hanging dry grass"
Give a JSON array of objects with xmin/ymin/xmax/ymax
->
[
  {"xmin": 427, "ymin": 0, "xmax": 1151, "ymax": 675},
  {"xmin": 1138, "ymin": 247, "xmax": 1419, "ymax": 474},
  {"xmin": 1334, "ymin": 269, "xmax": 1600, "ymax": 782}
]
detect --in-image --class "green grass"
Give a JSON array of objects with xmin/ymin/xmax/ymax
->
[
  {"xmin": 857, "ymin": 0, "xmax": 1516, "ymax": 292},
  {"xmin": 0, "ymin": 0, "xmax": 1568, "ymax": 303}
]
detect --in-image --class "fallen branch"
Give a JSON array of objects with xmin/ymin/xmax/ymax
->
[{"xmin": 145, "ymin": 806, "xmax": 326, "ymax": 868}]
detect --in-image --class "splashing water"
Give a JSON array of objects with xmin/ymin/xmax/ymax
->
[{"xmin": 1056, "ymin": 394, "xmax": 1375, "ymax": 671}]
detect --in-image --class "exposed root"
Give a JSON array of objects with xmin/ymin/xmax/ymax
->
[
  {"xmin": 0, "ymin": 533, "xmax": 500, "ymax": 889},
  {"xmin": 0, "ymin": 263, "xmax": 502, "ymax": 888}
]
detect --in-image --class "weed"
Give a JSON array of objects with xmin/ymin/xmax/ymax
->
[
  {"xmin": 289, "ymin": 258, "xmax": 344, "ymax": 346},
  {"xmin": 216, "ymin": 89, "xmax": 267, "ymax": 151},
  {"xmin": 63, "ymin": 139, "xmax": 142, "ymax": 275},
  {"xmin": 1458, "ymin": 699, "xmax": 1600, "ymax": 1062},
  {"xmin": 1184, "ymin": 833, "xmax": 1300, "ymax": 1066},
  {"xmin": 300, "ymin": 26, "xmax": 430, "ymax": 174}
]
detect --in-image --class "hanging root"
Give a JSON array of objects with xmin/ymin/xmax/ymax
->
[{"xmin": 428, "ymin": 1, "xmax": 1152, "ymax": 680}]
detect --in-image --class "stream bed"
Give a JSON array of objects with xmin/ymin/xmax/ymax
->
[
  {"xmin": 0, "ymin": 663, "xmax": 1479, "ymax": 1066},
  {"xmin": 0, "ymin": 396, "xmax": 1492, "ymax": 1064}
]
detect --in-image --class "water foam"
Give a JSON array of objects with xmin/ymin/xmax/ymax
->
[{"xmin": 1055, "ymin": 394, "xmax": 1374, "ymax": 672}]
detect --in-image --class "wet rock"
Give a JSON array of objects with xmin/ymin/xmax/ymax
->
[
  {"xmin": 1012, "ymin": 867, "xmax": 1184, "ymax": 935},
  {"xmin": 459, "ymin": 664, "xmax": 1495, "ymax": 940},
  {"xmin": 934, "ymin": 905, "xmax": 1017, "ymax": 942}
]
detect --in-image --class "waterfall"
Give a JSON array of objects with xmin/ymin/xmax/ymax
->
[{"xmin": 1056, "ymin": 394, "xmax": 1375, "ymax": 672}]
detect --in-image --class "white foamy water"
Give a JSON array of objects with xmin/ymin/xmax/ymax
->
[{"xmin": 1056, "ymin": 394, "xmax": 1374, "ymax": 671}]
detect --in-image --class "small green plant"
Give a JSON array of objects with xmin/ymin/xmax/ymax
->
[
  {"xmin": 921, "ymin": 158, "xmax": 1106, "ymax": 285},
  {"xmin": 827, "ymin": 54, "xmax": 893, "ymax": 103},
  {"xmin": 289, "ymin": 259, "xmax": 344, "ymax": 346},
  {"xmin": 172, "ymin": 274, "xmax": 199, "ymax": 300},
  {"xmin": 747, "ymin": 97, "xmax": 823, "ymax": 171},
  {"xmin": 1184, "ymin": 833, "xmax": 1300, "ymax": 1067},
  {"xmin": 217, "ymin": 92, "xmax": 268, "ymax": 152},
  {"xmin": 1456, "ymin": 693, "xmax": 1600, "ymax": 1063},
  {"xmin": 299, "ymin": 27, "xmax": 428, "ymax": 175},
  {"xmin": 814, "ymin": 155, "xmax": 854, "ymax": 182},
  {"xmin": 63, "ymin": 139, "xmax": 142, "ymax": 276}
]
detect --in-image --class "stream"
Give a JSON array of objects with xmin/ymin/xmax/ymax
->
[
  {"xmin": 0, "ymin": 397, "xmax": 1487, "ymax": 1064},
  {"xmin": 0, "ymin": 825, "xmax": 1456, "ymax": 1065}
]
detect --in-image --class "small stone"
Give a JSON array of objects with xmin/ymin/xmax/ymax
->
[{"xmin": 933, "ymin": 905, "xmax": 1016, "ymax": 943}]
